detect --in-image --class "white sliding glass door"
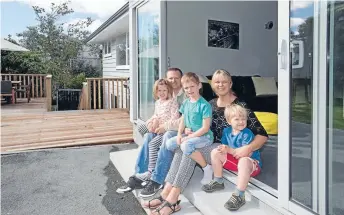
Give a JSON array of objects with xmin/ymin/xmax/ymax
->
[
  {"xmin": 136, "ymin": 0, "xmax": 160, "ymax": 121},
  {"xmin": 278, "ymin": 1, "xmax": 343, "ymax": 214}
]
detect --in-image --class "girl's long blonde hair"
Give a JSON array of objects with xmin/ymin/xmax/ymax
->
[{"xmin": 152, "ymin": 79, "xmax": 173, "ymax": 100}]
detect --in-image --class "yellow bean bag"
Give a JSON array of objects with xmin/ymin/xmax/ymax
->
[{"xmin": 254, "ymin": 112, "xmax": 278, "ymax": 135}]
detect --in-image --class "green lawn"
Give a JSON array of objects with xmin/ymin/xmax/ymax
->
[{"xmin": 292, "ymin": 103, "xmax": 344, "ymax": 130}]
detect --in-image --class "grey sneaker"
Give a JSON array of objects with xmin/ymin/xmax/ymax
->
[
  {"xmin": 139, "ymin": 180, "xmax": 163, "ymax": 198},
  {"xmin": 201, "ymin": 180, "xmax": 225, "ymax": 193},
  {"xmin": 116, "ymin": 176, "xmax": 145, "ymax": 194},
  {"xmin": 224, "ymin": 193, "xmax": 246, "ymax": 211}
]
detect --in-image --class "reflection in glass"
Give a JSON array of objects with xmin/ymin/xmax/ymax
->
[
  {"xmin": 137, "ymin": 1, "xmax": 160, "ymax": 121},
  {"xmin": 291, "ymin": 40, "xmax": 304, "ymax": 68},
  {"xmin": 290, "ymin": 0, "xmax": 315, "ymax": 211},
  {"xmin": 327, "ymin": 2, "xmax": 344, "ymax": 215},
  {"xmin": 292, "ymin": 43, "xmax": 300, "ymax": 65}
]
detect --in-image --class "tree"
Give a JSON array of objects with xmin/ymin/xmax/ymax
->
[
  {"xmin": 6, "ymin": 34, "xmax": 19, "ymax": 45},
  {"xmin": 1, "ymin": 50, "xmax": 46, "ymax": 73},
  {"xmin": 13, "ymin": 0, "xmax": 100, "ymax": 88}
]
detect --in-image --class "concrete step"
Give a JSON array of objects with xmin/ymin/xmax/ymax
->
[
  {"xmin": 183, "ymin": 167, "xmax": 283, "ymax": 215},
  {"xmin": 109, "ymin": 146, "xmax": 202, "ymax": 215},
  {"xmin": 110, "ymin": 145, "xmax": 283, "ymax": 215}
]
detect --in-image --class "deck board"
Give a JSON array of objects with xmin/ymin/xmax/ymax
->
[{"xmin": 1, "ymin": 98, "xmax": 133, "ymax": 153}]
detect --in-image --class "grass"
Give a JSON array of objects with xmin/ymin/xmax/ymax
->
[{"xmin": 292, "ymin": 102, "xmax": 344, "ymax": 130}]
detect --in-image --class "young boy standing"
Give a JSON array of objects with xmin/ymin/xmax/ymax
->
[{"xmin": 202, "ymin": 104, "xmax": 261, "ymax": 211}]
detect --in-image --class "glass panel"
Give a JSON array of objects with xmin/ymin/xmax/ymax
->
[
  {"xmin": 137, "ymin": 1, "xmax": 160, "ymax": 121},
  {"xmin": 116, "ymin": 34, "xmax": 127, "ymax": 66},
  {"xmin": 251, "ymin": 2, "xmax": 279, "ymax": 192},
  {"xmin": 290, "ymin": 1, "xmax": 317, "ymax": 211},
  {"xmin": 327, "ymin": 2, "xmax": 344, "ymax": 215}
]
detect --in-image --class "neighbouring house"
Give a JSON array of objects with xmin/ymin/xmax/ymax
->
[
  {"xmin": 86, "ymin": 2, "xmax": 129, "ymax": 109},
  {"xmin": 88, "ymin": 1, "xmax": 344, "ymax": 215},
  {"xmin": 1, "ymin": 38, "xmax": 30, "ymax": 52},
  {"xmin": 69, "ymin": 45, "xmax": 102, "ymax": 71}
]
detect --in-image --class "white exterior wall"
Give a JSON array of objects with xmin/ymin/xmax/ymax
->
[
  {"xmin": 102, "ymin": 35, "xmax": 130, "ymax": 109},
  {"xmin": 102, "ymin": 38, "xmax": 130, "ymax": 78},
  {"xmin": 166, "ymin": 1, "xmax": 278, "ymax": 78}
]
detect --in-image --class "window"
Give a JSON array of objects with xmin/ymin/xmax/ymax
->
[
  {"xmin": 103, "ymin": 41, "xmax": 111, "ymax": 57},
  {"xmin": 115, "ymin": 33, "xmax": 130, "ymax": 67}
]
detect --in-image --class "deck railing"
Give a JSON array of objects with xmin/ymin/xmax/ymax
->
[
  {"xmin": 1, "ymin": 74, "xmax": 48, "ymax": 98},
  {"xmin": 1, "ymin": 73, "xmax": 53, "ymax": 111},
  {"xmin": 45, "ymin": 75, "xmax": 52, "ymax": 111},
  {"xmin": 78, "ymin": 77, "xmax": 130, "ymax": 110}
]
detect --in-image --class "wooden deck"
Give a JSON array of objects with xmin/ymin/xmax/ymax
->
[{"xmin": 1, "ymin": 98, "xmax": 133, "ymax": 153}]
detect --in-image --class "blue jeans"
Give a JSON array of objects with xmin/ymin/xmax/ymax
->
[
  {"xmin": 135, "ymin": 133, "xmax": 156, "ymax": 174},
  {"xmin": 151, "ymin": 130, "xmax": 178, "ymax": 185},
  {"xmin": 166, "ymin": 135, "xmax": 213, "ymax": 155}
]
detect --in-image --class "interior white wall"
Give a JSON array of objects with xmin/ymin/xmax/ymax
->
[{"xmin": 166, "ymin": 1, "xmax": 278, "ymax": 78}]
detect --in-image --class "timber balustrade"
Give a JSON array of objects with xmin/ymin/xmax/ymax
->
[
  {"xmin": 45, "ymin": 75, "xmax": 52, "ymax": 111},
  {"xmin": 1, "ymin": 74, "xmax": 48, "ymax": 98},
  {"xmin": 1, "ymin": 73, "xmax": 53, "ymax": 111},
  {"xmin": 78, "ymin": 77, "xmax": 130, "ymax": 110}
]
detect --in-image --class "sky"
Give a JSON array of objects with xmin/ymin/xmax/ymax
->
[
  {"xmin": 0, "ymin": 0, "xmax": 128, "ymax": 40},
  {"xmin": 290, "ymin": 1, "xmax": 314, "ymax": 35},
  {"xmin": 1, "ymin": 0, "xmax": 313, "ymax": 41}
]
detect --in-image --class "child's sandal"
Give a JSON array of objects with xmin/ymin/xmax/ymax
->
[{"xmin": 152, "ymin": 200, "xmax": 181, "ymax": 215}]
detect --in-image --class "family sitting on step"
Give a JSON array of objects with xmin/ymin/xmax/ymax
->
[{"xmin": 116, "ymin": 68, "xmax": 268, "ymax": 214}]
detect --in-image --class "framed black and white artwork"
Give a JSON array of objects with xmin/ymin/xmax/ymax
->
[{"xmin": 208, "ymin": 19, "xmax": 239, "ymax": 50}]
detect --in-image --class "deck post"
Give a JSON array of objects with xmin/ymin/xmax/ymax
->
[
  {"xmin": 45, "ymin": 75, "xmax": 52, "ymax": 111},
  {"xmin": 83, "ymin": 82, "xmax": 90, "ymax": 110}
]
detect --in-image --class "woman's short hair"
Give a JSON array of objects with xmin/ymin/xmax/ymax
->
[
  {"xmin": 224, "ymin": 103, "xmax": 248, "ymax": 121},
  {"xmin": 210, "ymin": 69, "xmax": 232, "ymax": 92},
  {"xmin": 152, "ymin": 78, "xmax": 173, "ymax": 100},
  {"xmin": 213, "ymin": 69, "xmax": 231, "ymax": 79},
  {"xmin": 181, "ymin": 72, "xmax": 200, "ymax": 85}
]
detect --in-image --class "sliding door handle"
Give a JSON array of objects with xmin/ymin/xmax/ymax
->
[{"xmin": 279, "ymin": 39, "xmax": 288, "ymax": 70}]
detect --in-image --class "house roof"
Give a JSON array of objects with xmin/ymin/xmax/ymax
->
[
  {"xmin": 85, "ymin": 2, "xmax": 129, "ymax": 43},
  {"xmin": 1, "ymin": 38, "xmax": 30, "ymax": 52}
]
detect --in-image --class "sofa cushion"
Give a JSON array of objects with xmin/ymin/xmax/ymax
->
[
  {"xmin": 251, "ymin": 77, "xmax": 278, "ymax": 96},
  {"xmin": 254, "ymin": 112, "xmax": 278, "ymax": 135}
]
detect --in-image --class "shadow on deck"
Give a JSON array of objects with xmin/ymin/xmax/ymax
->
[{"xmin": 1, "ymin": 98, "xmax": 133, "ymax": 153}]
